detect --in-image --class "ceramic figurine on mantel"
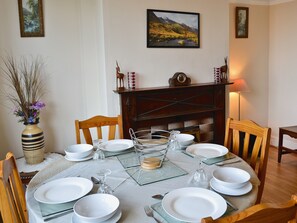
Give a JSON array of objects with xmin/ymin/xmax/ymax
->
[
  {"xmin": 1, "ymin": 55, "xmax": 46, "ymax": 164},
  {"xmin": 214, "ymin": 57, "xmax": 229, "ymax": 83},
  {"xmin": 220, "ymin": 57, "xmax": 229, "ymax": 83},
  {"xmin": 116, "ymin": 61, "xmax": 125, "ymax": 90}
]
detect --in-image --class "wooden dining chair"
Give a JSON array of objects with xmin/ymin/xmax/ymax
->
[
  {"xmin": 75, "ymin": 115, "xmax": 124, "ymax": 144},
  {"xmin": 224, "ymin": 118, "xmax": 271, "ymax": 204},
  {"xmin": 201, "ymin": 194, "xmax": 297, "ymax": 223},
  {"xmin": 0, "ymin": 152, "xmax": 28, "ymax": 223}
]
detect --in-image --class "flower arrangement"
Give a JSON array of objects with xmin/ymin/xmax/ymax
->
[
  {"xmin": 13, "ymin": 101, "xmax": 45, "ymax": 124},
  {"xmin": 1, "ymin": 55, "xmax": 46, "ymax": 125}
]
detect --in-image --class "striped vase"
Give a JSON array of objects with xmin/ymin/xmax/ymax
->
[{"xmin": 21, "ymin": 123, "xmax": 45, "ymax": 164}]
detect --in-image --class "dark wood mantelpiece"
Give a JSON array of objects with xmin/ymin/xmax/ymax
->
[{"xmin": 114, "ymin": 82, "xmax": 232, "ymax": 144}]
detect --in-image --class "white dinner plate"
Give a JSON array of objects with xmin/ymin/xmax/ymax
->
[
  {"xmin": 210, "ymin": 178, "xmax": 253, "ymax": 196},
  {"xmin": 162, "ymin": 187, "xmax": 227, "ymax": 222},
  {"xmin": 186, "ymin": 143, "xmax": 228, "ymax": 158},
  {"xmin": 101, "ymin": 139, "xmax": 133, "ymax": 152},
  {"xmin": 65, "ymin": 152, "xmax": 94, "ymax": 162},
  {"xmin": 34, "ymin": 177, "xmax": 93, "ymax": 204},
  {"xmin": 72, "ymin": 209, "xmax": 122, "ymax": 223}
]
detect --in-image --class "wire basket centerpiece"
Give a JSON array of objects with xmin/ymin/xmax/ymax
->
[{"xmin": 129, "ymin": 129, "xmax": 174, "ymax": 170}]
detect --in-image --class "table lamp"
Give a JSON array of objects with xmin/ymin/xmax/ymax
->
[{"xmin": 229, "ymin": 78, "xmax": 249, "ymax": 120}]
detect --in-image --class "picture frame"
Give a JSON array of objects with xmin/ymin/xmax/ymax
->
[
  {"xmin": 147, "ymin": 9, "xmax": 200, "ymax": 48},
  {"xmin": 235, "ymin": 7, "xmax": 249, "ymax": 38},
  {"xmin": 18, "ymin": 0, "xmax": 44, "ymax": 37}
]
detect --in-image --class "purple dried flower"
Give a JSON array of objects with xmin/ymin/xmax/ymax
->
[
  {"xmin": 30, "ymin": 101, "xmax": 46, "ymax": 110},
  {"xmin": 28, "ymin": 116, "xmax": 35, "ymax": 123}
]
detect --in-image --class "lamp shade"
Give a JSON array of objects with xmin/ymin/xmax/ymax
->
[{"xmin": 229, "ymin": 79, "xmax": 249, "ymax": 93}]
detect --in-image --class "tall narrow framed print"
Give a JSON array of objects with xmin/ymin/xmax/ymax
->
[
  {"xmin": 147, "ymin": 9, "xmax": 200, "ymax": 48},
  {"xmin": 18, "ymin": 0, "xmax": 44, "ymax": 37},
  {"xmin": 235, "ymin": 7, "xmax": 249, "ymax": 38}
]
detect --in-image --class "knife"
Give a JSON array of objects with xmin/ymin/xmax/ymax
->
[
  {"xmin": 43, "ymin": 209, "xmax": 73, "ymax": 221},
  {"xmin": 203, "ymin": 153, "xmax": 236, "ymax": 165},
  {"xmin": 215, "ymin": 159, "xmax": 241, "ymax": 166}
]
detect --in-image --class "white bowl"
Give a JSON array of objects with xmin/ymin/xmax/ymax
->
[
  {"xmin": 65, "ymin": 144, "xmax": 93, "ymax": 159},
  {"xmin": 176, "ymin": 134, "xmax": 195, "ymax": 147},
  {"xmin": 73, "ymin": 194, "xmax": 120, "ymax": 222},
  {"xmin": 212, "ymin": 167, "xmax": 250, "ymax": 189}
]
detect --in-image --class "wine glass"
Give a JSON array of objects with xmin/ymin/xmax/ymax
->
[
  {"xmin": 97, "ymin": 169, "xmax": 112, "ymax": 194},
  {"xmin": 189, "ymin": 155, "xmax": 209, "ymax": 188},
  {"xmin": 170, "ymin": 130, "xmax": 181, "ymax": 150},
  {"xmin": 93, "ymin": 139, "xmax": 105, "ymax": 160}
]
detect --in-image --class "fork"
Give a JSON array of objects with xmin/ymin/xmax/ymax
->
[{"xmin": 144, "ymin": 205, "xmax": 161, "ymax": 223}]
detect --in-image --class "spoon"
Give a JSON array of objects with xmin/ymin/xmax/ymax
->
[
  {"xmin": 91, "ymin": 176, "xmax": 101, "ymax": 184},
  {"xmin": 152, "ymin": 194, "xmax": 164, "ymax": 200},
  {"xmin": 152, "ymin": 192, "xmax": 168, "ymax": 200}
]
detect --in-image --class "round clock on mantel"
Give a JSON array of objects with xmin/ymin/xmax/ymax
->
[{"xmin": 169, "ymin": 72, "xmax": 191, "ymax": 87}]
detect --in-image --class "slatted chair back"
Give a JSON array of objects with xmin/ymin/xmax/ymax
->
[
  {"xmin": 0, "ymin": 152, "xmax": 28, "ymax": 223},
  {"xmin": 224, "ymin": 117, "xmax": 271, "ymax": 204},
  {"xmin": 201, "ymin": 194, "xmax": 297, "ymax": 223},
  {"xmin": 75, "ymin": 115, "xmax": 123, "ymax": 144}
]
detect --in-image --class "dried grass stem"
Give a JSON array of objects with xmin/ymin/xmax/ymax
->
[{"xmin": 1, "ymin": 55, "xmax": 46, "ymax": 122}]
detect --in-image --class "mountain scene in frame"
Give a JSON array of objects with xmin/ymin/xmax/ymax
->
[{"xmin": 148, "ymin": 10, "xmax": 199, "ymax": 48}]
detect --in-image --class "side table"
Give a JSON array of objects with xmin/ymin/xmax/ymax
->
[
  {"xmin": 278, "ymin": 126, "xmax": 297, "ymax": 163},
  {"xmin": 16, "ymin": 152, "xmax": 63, "ymax": 185}
]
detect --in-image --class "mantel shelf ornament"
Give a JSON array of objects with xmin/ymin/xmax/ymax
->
[{"xmin": 169, "ymin": 72, "xmax": 191, "ymax": 87}]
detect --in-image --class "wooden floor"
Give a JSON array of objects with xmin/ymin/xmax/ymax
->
[{"xmin": 261, "ymin": 146, "xmax": 297, "ymax": 203}]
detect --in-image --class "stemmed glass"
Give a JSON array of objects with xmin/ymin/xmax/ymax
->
[
  {"xmin": 189, "ymin": 155, "xmax": 209, "ymax": 188},
  {"xmin": 170, "ymin": 130, "xmax": 181, "ymax": 150},
  {"xmin": 93, "ymin": 139, "xmax": 105, "ymax": 160},
  {"xmin": 97, "ymin": 169, "xmax": 113, "ymax": 194}
]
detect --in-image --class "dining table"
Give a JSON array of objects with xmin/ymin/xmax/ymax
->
[{"xmin": 26, "ymin": 143, "xmax": 260, "ymax": 223}]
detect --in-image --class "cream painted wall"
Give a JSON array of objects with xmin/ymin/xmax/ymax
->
[
  {"xmin": 102, "ymin": 0, "xmax": 230, "ymax": 113},
  {"xmin": 229, "ymin": 4, "xmax": 269, "ymax": 127},
  {"xmin": 269, "ymin": 1, "xmax": 297, "ymax": 147},
  {"xmin": 229, "ymin": 1, "xmax": 297, "ymax": 148},
  {"xmin": 0, "ymin": 0, "xmax": 229, "ymax": 158},
  {"xmin": 0, "ymin": 0, "xmax": 106, "ymax": 158}
]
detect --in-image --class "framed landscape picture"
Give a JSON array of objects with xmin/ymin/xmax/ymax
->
[
  {"xmin": 147, "ymin": 9, "xmax": 200, "ymax": 48},
  {"xmin": 235, "ymin": 7, "xmax": 249, "ymax": 38},
  {"xmin": 18, "ymin": 0, "xmax": 44, "ymax": 37}
]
